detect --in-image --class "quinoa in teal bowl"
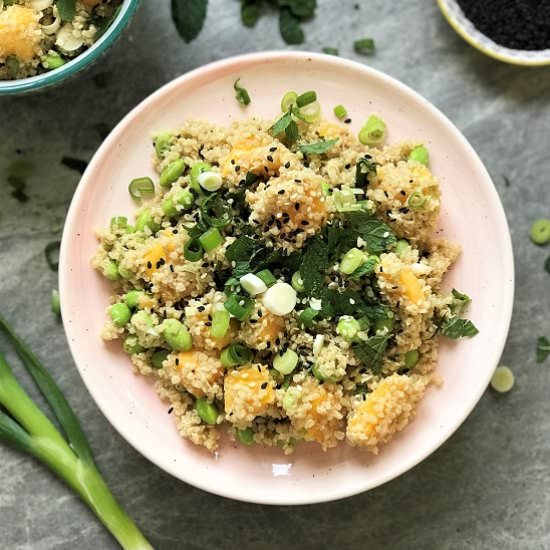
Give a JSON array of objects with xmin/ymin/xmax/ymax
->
[{"xmin": 0, "ymin": 0, "xmax": 141, "ymax": 95}]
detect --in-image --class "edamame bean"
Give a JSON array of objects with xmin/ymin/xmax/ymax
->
[
  {"xmin": 161, "ymin": 319, "xmax": 192, "ymax": 351},
  {"xmin": 195, "ymin": 398, "xmax": 218, "ymax": 425},
  {"xmin": 109, "ymin": 303, "xmax": 131, "ymax": 326},
  {"xmin": 152, "ymin": 349, "xmax": 170, "ymax": 369},
  {"xmin": 102, "ymin": 259, "xmax": 120, "ymax": 281},
  {"xmin": 123, "ymin": 336, "xmax": 145, "ymax": 355},
  {"xmin": 159, "ymin": 159, "xmax": 185, "ymax": 187},
  {"xmin": 125, "ymin": 290, "xmax": 145, "ymax": 309}
]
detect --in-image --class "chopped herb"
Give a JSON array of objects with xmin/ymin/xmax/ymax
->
[
  {"xmin": 345, "ymin": 212, "xmax": 396, "ymax": 254},
  {"xmin": 171, "ymin": 0, "xmax": 208, "ymax": 43},
  {"xmin": 45, "ymin": 241, "xmax": 61, "ymax": 272},
  {"xmin": 285, "ymin": 119, "xmax": 299, "ymax": 145},
  {"xmin": 271, "ymin": 110, "xmax": 293, "ymax": 136},
  {"xmin": 440, "ymin": 317, "xmax": 479, "ymax": 339},
  {"xmin": 57, "ymin": 0, "xmax": 76, "ymax": 22},
  {"xmin": 299, "ymin": 237, "xmax": 328, "ymax": 296},
  {"xmin": 61, "ymin": 157, "xmax": 88, "ymax": 175},
  {"xmin": 281, "ymin": 0, "xmax": 317, "ymax": 18},
  {"xmin": 233, "ymin": 78, "xmax": 251, "ymax": 106},
  {"xmin": 545, "ymin": 255, "xmax": 550, "ymax": 274},
  {"xmin": 354, "ymin": 37, "xmax": 375, "ymax": 55},
  {"xmin": 322, "ymin": 47, "xmax": 339, "ymax": 55},
  {"xmin": 355, "ymin": 155, "xmax": 376, "ymax": 187},
  {"xmin": 298, "ymin": 138, "xmax": 338, "ymax": 155},
  {"xmin": 537, "ymin": 336, "xmax": 550, "ymax": 363},
  {"xmin": 5, "ymin": 55, "xmax": 19, "ymax": 79},
  {"xmin": 350, "ymin": 256, "xmax": 378, "ymax": 278},
  {"xmin": 450, "ymin": 288, "xmax": 471, "ymax": 315},
  {"xmin": 352, "ymin": 334, "xmax": 390, "ymax": 373}
]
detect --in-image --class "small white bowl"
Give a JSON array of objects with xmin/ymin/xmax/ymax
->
[
  {"xmin": 438, "ymin": 0, "xmax": 550, "ymax": 66},
  {"xmin": 59, "ymin": 51, "xmax": 514, "ymax": 505}
]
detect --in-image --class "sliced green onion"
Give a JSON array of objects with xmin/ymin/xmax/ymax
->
[
  {"xmin": 408, "ymin": 145, "xmax": 429, "ymax": 166},
  {"xmin": 197, "ymin": 171, "xmax": 223, "ymax": 192},
  {"xmin": 336, "ymin": 317, "xmax": 361, "ymax": 342},
  {"xmin": 333, "ymin": 104, "xmax": 348, "ymax": 120},
  {"xmin": 224, "ymin": 295, "xmax": 254, "ymax": 320},
  {"xmin": 394, "ymin": 239, "xmax": 410, "ymax": 255},
  {"xmin": 299, "ymin": 307, "xmax": 319, "ymax": 328},
  {"xmin": 236, "ymin": 427, "xmax": 254, "ymax": 445},
  {"xmin": 184, "ymin": 238, "xmax": 204, "ymax": 262},
  {"xmin": 375, "ymin": 316, "xmax": 395, "ymax": 334},
  {"xmin": 195, "ymin": 398, "xmax": 219, "ymax": 425},
  {"xmin": 321, "ymin": 182, "xmax": 331, "ymax": 196},
  {"xmin": 296, "ymin": 91, "xmax": 317, "ymax": 108},
  {"xmin": 200, "ymin": 194, "xmax": 232, "ymax": 228},
  {"xmin": 296, "ymin": 101, "xmax": 321, "ymax": 123},
  {"xmin": 291, "ymin": 272, "xmax": 305, "ymax": 292},
  {"xmin": 358, "ymin": 115, "xmax": 386, "ymax": 146},
  {"xmin": 530, "ymin": 219, "xmax": 550, "ymax": 245},
  {"xmin": 233, "ymin": 78, "xmax": 251, "ymax": 106},
  {"xmin": 190, "ymin": 162, "xmax": 212, "ymax": 194},
  {"xmin": 408, "ymin": 191, "xmax": 427, "ymax": 209},
  {"xmin": 354, "ymin": 38, "xmax": 375, "ymax": 55},
  {"xmin": 490, "ymin": 366, "xmax": 514, "ymax": 393},
  {"xmin": 154, "ymin": 132, "xmax": 173, "ymax": 156},
  {"xmin": 159, "ymin": 159, "xmax": 185, "ymax": 188},
  {"xmin": 220, "ymin": 343, "xmax": 253, "ymax": 367},
  {"xmin": 211, "ymin": 308, "xmax": 231, "ymax": 339},
  {"xmin": 311, "ymin": 363, "xmax": 340, "ymax": 383},
  {"xmin": 273, "ymin": 348, "xmax": 299, "ymax": 375},
  {"xmin": 255, "ymin": 269, "xmax": 277, "ymax": 287},
  {"xmin": 199, "ymin": 227, "xmax": 224, "ymax": 252},
  {"xmin": 43, "ymin": 52, "xmax": 65, "ymax": 70},
  {"xmin": 281, "ymin": 91, "xmax": 298, "ymax": 112},
  {"xmin": 404, "ymin": 349, "xmax": 420, "ymax": 370},
  {"xmin": 151, "ymin": 349, "xmax": 169, "ymax": 369},
  {"xmin": 110, "ymin": 216, "xmax": 127, "ymax": 230},
  {"xmin": 340, "ymin": 248, "xmax": 366, "ymax": 275},
  {"xmin": 240, "ymin": 273, "xmax": 267, "ymax": 296},
  {"xmin": 128, "ymin": 177, "xmax": 155, "ymax": 201},
  {"xmin": 51, "ymin": 289, "xmax": 61, "ymax": 316},
  {"xmin": 5, "ymin": 54, "xmax": 19, "ymax": 78}
]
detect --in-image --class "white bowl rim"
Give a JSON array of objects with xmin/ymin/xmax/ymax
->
[{"xmin": 59, "ymin": 51, "xmax": 515, "ymax": 505}]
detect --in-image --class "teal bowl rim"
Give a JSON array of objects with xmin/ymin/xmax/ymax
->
[{"xmin": 0, "ymin": 0, "xmax": 141, "ymax": 95}]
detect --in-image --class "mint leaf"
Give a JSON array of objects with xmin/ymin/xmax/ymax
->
[
  {"xmin": 172, "ymin": 0, "xmax": 207, "ymax": 43},
  {"xmin": 279, "ymin": 0, "xmax": 317, "ymax": 18},
  {"xmin": 57, "ymin": 0, "xmax": 76, "ymax": 22},
  {"xmin": 241, "ymin": 1, "xmax": 261, "ymax": 26},
  {"xmin": 450, "ymin": 288, "xmax": 471, "ymax": 315},
  {"xmin": 355, "ymin": 155, "xmax": 376, "ymax": 187},
  {"xmin": 350, "ymin": 256, "xmax": 378, "ymax": 278},
  {"xmin": 285, "ymin": 119, "xmax": 299, "ymax": 145},
  {"xmin": 346, "ymin": 212, "xmax": 396, "ymax": 254},
  {"xmin": 299, "ymin": 237, "xmax": 328, "ymax": 296},
  {"xmin": 299, "ymin": 138, "xmax": 338, "ymax": 155},
  {"xmin": 279, "ymin": 7, "xmax": 304, "ymax": 44},
  {"xmin": 537, "ymin": 337, "xmax": 550, "ymax": 363},
  {"xmin": 544, "ymin": 256, "xmax": 550, "ymax": 274},
  {"xmin": 233, "ymin": 78, "xmax": 251, "ymax": 106},
  {"xmin": 352, "ymin": 334, "xmax": 390, "ymax": 373},
  {"xmin": 271, "ymin": 110, "xmax": 293, "ymax": 136},
  {"xmin": 441, "ymin": 318, "xmax": 479, "ymax": 339},
  {"xmin": 225, "ymin": 235, "xmax": 256, "ymax": 263}
]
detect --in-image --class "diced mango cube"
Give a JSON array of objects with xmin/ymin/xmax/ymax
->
[
  {"xmin": 399, "ymin": 267, "xmax": 424, "ymax": 304},
  {"xmin": 0, "ymin": 6, "xmax": 40, "ymax": 62}
]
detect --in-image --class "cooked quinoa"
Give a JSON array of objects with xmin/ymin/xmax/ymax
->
[
  {"xmin": 93, "ymin": 96, "xmax": 478, "ymax": 455},
  {"xmin": 0, "ymin": 0, "xmax": 121, "ymax": 80}
]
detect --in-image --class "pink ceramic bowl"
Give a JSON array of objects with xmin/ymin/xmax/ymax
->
[{"xmin": 59, "ymin": 51, "xmax": 514, "ymax": 505}]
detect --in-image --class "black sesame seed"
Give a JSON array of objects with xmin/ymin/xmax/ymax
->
[
  {"xmin": 235, "ymin": 165, "xmax": 241, "ymax": 172},
  {"xmin": 344, "ymin": 118, "xmax": 352, "ymax": 124},
  {"xmin": 168, "ymin": 407, "xmax": 173, "ymax": 414},
  {"xmin": 301, "ymin": 220, "xmax": 309, "ymax": 226},
  {"xmin": 169, "ymin": 265, "xmax": 174, "ymax": 273},
  {"xmin": 146, "ymin": 261, "xmax": 152, "ymax": 269},
  {"xmin": 278, "ymin": 189, "xmax": 285, "ymax": 195},
  {"xmin": 345, "ymin": 163, "xmax": 351, "ymax": 169},
  {"xmin": 269, "ymin": 146, "xmax": 277, "ymax": 152},
  {"xmin": 175, "ymin": 358, "xmax": 179, "ymax": 366},
  {"xmin": 267, "ymin": 155, "xmax": 274, "ymax": 162},
  {"xmin": 231, "ymin": 159, "xmax": 235, "ymax": 165},
  {"xmin": 260, "ymin": 382, "xmax": 268, "ymax": 389},
  {"xmin": 284, "ymin": 161, "xmax": 290, "ymax": 169},
  {"xmin": 205, "ymin": 321, "xmax": 212, "ymax": 326},
  {"xmin": 197, "ymin": 306, "xmax": 205, "ymax": 312}
]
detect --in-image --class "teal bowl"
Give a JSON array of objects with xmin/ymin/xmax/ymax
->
[{"xmin": 0, "ymin": 0, "xmax": 141, "ymax": 95}]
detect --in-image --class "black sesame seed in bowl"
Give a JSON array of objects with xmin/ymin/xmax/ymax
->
[{"xmin": 438, "ymin": 0, "xmax": 550, "ymax": 66}]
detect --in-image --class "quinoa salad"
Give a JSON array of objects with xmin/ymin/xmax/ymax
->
[
  {"xmin": 92, "ymin": 89, "xmax": 478, "ymax": 455},
  {"xmin": 0, "ymin": 0, "xmax": 122, "ymax": 80}
]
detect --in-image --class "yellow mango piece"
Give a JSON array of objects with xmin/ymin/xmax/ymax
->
[
  {"xmin": 318, "ymin": 121, "xmax": 344, "ymax": 139},
  {"xmin": 224, "ymin": 365, "xmax": 275, "ymax": 416},
  {"xmin": 0, "ymin": 6, "xmax": 40, "ymax": 62},
  {"xmin": 222, "ymin": 136, "xmax": 281, "ymax": 177},
  {"xmin": 176, "ymin": 351, "xmax": 223, "ymax": 398},
  {"xmin": 399, "ymin": 268, "xmax": 424, "ymax": 304},
  {"xmin": 305, "ymin": 387, "xmax": 335, "ymax": 443},
  {"xmin": 142, "ymin": 237, "xmax": 176, "ymax": 277}
]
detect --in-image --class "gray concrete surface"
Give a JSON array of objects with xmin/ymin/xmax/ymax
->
[{"xmin": 1, "ymin": 1, "xmax": 549, "ymax": 548}]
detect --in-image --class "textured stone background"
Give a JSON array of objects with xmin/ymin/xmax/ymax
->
[{"xmin": 1, "ymin": 1, "xmax": 549, "ymax": 548}]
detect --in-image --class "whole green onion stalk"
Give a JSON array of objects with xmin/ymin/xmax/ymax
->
[{"xmin": 0, "ymin": 314, "xmax": 153, "ymax": 550}]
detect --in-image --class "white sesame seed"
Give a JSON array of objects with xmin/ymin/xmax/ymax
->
[{"xmin": 349, "ymin": 298, "xmax": 355, "ymax": 304}]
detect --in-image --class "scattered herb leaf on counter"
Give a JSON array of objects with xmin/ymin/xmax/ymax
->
[
  {"xmin": 241, "ymin": 0, "xmax": 261, "ymax": 26},
  {"xmin": 61, "ymin": 156, "xmax": 88, "ymax": 174},
  {"xmin": 233, "ymin": 78, "xmax": 251, "ymax": 106},
  {"xmin": 354, "ymin": 37, "xmax": 376, "ymax": 55},
  {"xmin": 279, "ymin": 7, "xmax": 305, "ymax": 44},
  {"xmin": 537, "ymin": 337, "xmax": 550, "ymax": 363},
  {"xmin": 0, "ymin": 315, "xmax": 153, "ymax": 549},
  {"xmin": 322, "ymin": 47, "xmax": 339, "ymax": 55},
  {"xmin": 544, "ymin": 255, "xmax": 550, "ymax": 274},
  {"xmin": 172, "ymin": 0, "xmax": 208, "ymax": 43},
  {"xmin": 8, "ymin": 175, "xmax": 29, "ymax": 203},
  {"xmin": 45, "ymin": 241, "xmax": 61, "ymax": 272}
]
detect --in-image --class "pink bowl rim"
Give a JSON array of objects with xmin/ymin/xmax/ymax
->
[{"xmin": 59, "ymin": 51, "xmax": 515, "ymax": 505}]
